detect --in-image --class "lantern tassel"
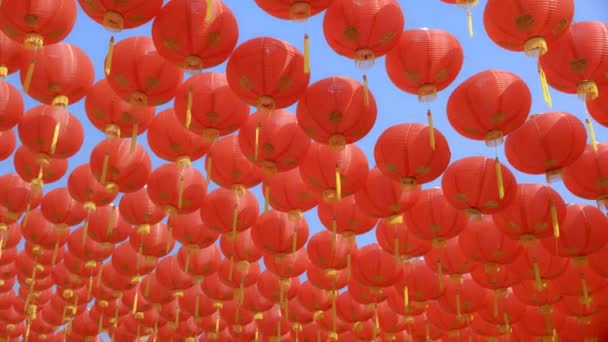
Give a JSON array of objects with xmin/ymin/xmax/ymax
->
[
  {"xmin": 586, "ymin": 118, "xmax": 598, "ymax": 152},
  {"xmin": 303, "ymin": 34, "xmax": 310, "ymax": 74},
  {"xmin": 130, "ymin": 122, "xmax": 138, "ymax": 153},
  {"xmin": 50, "ymin": 122, "xmax": 61, "ymax": 155},
  {"xmin": 177, "ymin": 175, "xmax": 185, "ymax": 210},
  {"xmin": 346, "ymin": 252, "xmax": 351, "ymax": 280},
  {"xmin": 231, "ymin": 205, "xmax": 238, "ymax": 237},
  {"xmin": 263, "ymin": 186, "xmax": 270, "ymax": 212},
  {"xmin": 332, "ymin": 290, "xmax": 337, "ymax": 334},
  {"xmin": 292, "ymin": 227, "xmax": 297, "ymax": 255},
  {"xmin": 335, "ymin": 167, "xmax": 342, "ymax": 201},
  {"xmin": 228, "ymin": 255, "xmax": 234, "ymax": 281},
  {"xmin": 504, "ymin": 313, "xmax": 511, "ymax": 335},
  {"xmin": 254, "ymin": 122, "xmax": 261, "ymax": 161},
  {"xmin": 438, "ymin": 261, "xmax": 444, "ymax": 291},
  {"xmin": 537, "ymin": 62, "xmax": 552, "ymax": 108},
  {"xmin": 23, "ymin": 59, "xmax": 35, "ymax": 93},
  {"xmin": 495, "ymin": 157, "xmax": 504, "ymax": 199},
  {"xmin": 194, "ymin": 295, "xmax": 200, "ymax": 321},
  {"xmin": 533, "ymin": 261, "xmax": 543, "ymax": 291},
  {"xmin": 186, "ymin": 85, "xmax": 193, "ymax": 129},
  {"xmin": 467, "ymin": 10, "xmax": 473, "ymax": 37},
  {"xmin": 331, "ymin": 218, "xmax": 337, "ymax": 250},
  {"xmin": 184, "ymin": 249, "xmax": 191, "ymax": 273},
  {"xmin": 132, "ymin": 284, "xmax": 139, "ymax": 314},
  {"xmin": 581, "ymin": 277, "xmax": 590, "ymax": 308},
  {"xmin": 100, "ymin": 153, "xmax": 110, "ymax": 185},
  {"xmin": 550, "ymin": 201, "xmax": 559, "ymax": 238},
  {"xmin": 404, "ymin": 285, "xmax": 409, "ymax": 311},
  {"xmin": 427, "ymin": 110, "xmax": 436, "ymax": 150},
  {"xmin": 493, "ymin": 291, "xmax": 499, "ymax": 318},
  {"xmin": 205, "ymin": 0, "xmax": 213, "ymax": 22},
  {"xmin": 105, "ymin": 36, "xmax": 115, "ymax": 75},
  {"xmin": 107, "ymin": 205, "xmax": 116, "ymax": 237},
  {"xmin": 394, "ymin": 235, "xmax": 401, "ymax": 264},
  {"xmin": 363, "ymin": 75, "xmax": 370, "ymax": 107},
  {"xmin": 456, "ymin": 293, "xmax": 462, "ymax": 320}
]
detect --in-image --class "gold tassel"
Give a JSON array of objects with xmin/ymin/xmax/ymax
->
[
  {"xmin": 303, "ymin": 34, "xmax": 310, "ymax": 74},
  {"xmin": 194, "ymin": 295, "xmax": 200, "ymax": 321},
  {"xmin": 438, "ymin": 261, "xmax": 444, "ymax": 291},
  {"xmin": 581, "ymin": 277, "xmax": 590, "ymax": 307},
  {"xmin": 331, "ymin": 218, "xmax": 337, "ymax": 250},
  {"xmin": 346, "ymin": 252, "xmax": 351, "ymax": 280},
  {"xmin": 50, "ymin": 122, "xmax": 61, "ymax": 155},
  {"xmin": 586, "ymin": 118, "xmax": 598, "ymax": 152},
  {"xmin": 206, "ymin": 0, "xmax": 213, "ymax": 23},
  {"xmin": 292, "ymin": 226, "xmax": 298, "ymax": 254},
  {"xmin": 394, "ymin": 236, "xmax": 400, "ymax": 263},
  {"xmin": 467, "ymin": 10, "xmax": 473, "ymax": 37},
  {"xmin": 331, "ymin": 290, "xmax": 337, "ymax": 334},
  {"xmin": 231, "ymin": 205, "xmax": 238, "ymax": 237},
  {"xmin": 504, "ymin": 313, "xmax": 510, "ymax": 335},
  {"xmin": 177, "ymin": 175, "xmax": 185, "ymax": 210},
  {"xmin": 228, "ymin": 256, "xmax": 234, "ymax": 281},
  {"xmin": 105, "ymin": 36, "xmax": 115, "ymax": 75},
  {"xmin": 186, "ymin": 85, "xmax": 193, "ymax": 129},
  {"xmin": 495, "ymin": 158, "xmax": 504, "ymax": 199},
  {"xmin": 456, "ymin": 293, "xmax": 462, "ymax": 320},
  {"xmin": 184, "ymin": 249, "xmax": 191, "ymax": 273},
  {"xmin": 23, "ymin": 59, "xmax": 35, "ymax": 93},
  {"xmin": 206, "ymin": 157, "xmax": 212, "ymax": 179},
  {"xmin": 107, "ymin": 205, "xmax": 116, "ymax": 237},
  {"xmin": 132, "ymin": 284, "xmax": 139, "ymax": 314},
  {"xmin": 100, "ymin": 153, "xmax": 110, "ymax": 185},
  {"xmin": 263, "ymin": 185, "xmax": 270, "ymax": 212},
  {"xmin": 363, "ymin": 75, "xmax": 369, "ymax": 107},
  {"xmin": 130, "ymin": 122, "xmax": 138, "ymax": 153},
  {"xmin": 538, "ymin": 61, "xmax": 552, "ymax": 108},
  {"xmin": 427, "ymin": 110, "xmax": 436, "ymax": 150},
  {"xmin": 335, "ymin": 167, "xmax": 342, "ymax": 201},
  {"xmin": 550, "ymin": 201, "xmax": 559, "ymax": 238},
  {"xmin": 533, "ymin": 261, "xmax": 542, "ymax": 291},
  {"xmin": 493, "ymin": 291, "xmax": 499, "ymax": 318},
  {"xmin": 404, "ymin": 285, "xmax": 409, "ymax": 310},
  {"xmin": 254, "ymin": 122, "xmax": 261, "ymax": 161}
]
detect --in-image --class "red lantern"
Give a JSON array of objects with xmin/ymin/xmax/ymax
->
[
  {"xmin": 251, "ymin": 210, "xmax": 309, "ymax": 255},
  {"xmin": 254, "ymin": 0, "xmax": 332, "ymax": 20},
  {"xmin": 425, "ymin": 238, "xmax": 479, "ymax": 278},
  {"xmin": 0, "ymin": 130, "xmax": 15, "ymax": 161},
  {"xmin": 299, "ymin": 142, "xmax": 369, "ymax": 202},
  {"xmin": 516, "ymin": 306, "xmax": 566, "ymax": 337},
  {"xmin": 470, "ymin": 264, "xmax": 522, "ymax": 291},
  {"xmin": 147, "ymin": 108, "xmax": 211, "ymax": 164},
  {"xmin": 317, "ymin": 195, "xmax": 378, "ymax": 236},
  {"xmin": 509, "ymin": 243, "xmax": 569, "ymax": 289},
  {"xmin": 264, "ymin": 251, "xmax": 308, "ymax": 278},
  {"xmin": 374, "ymin": 123, "xmax": 451, "ymax": 186},
  {"xmin": 129, "ymin": 223, "xmax": 174, "ymax": 257},
  {"xmin": 458, "ymin": 215, "xmax": 522, "ymax": 266},
  {"xmin": 67, "ymin": 164, "xmax": 117, "ymax": 210},
  {"xmin": 18, "ymin": 105, "xmax": 84, "ymax": 160},
  {"xmin": 335, "ymin": 291, "xmax": 372, "ymax": 323},
  {"xmin": 307, "ymin": 230, "xmax": 356, "ymax": 271},
  {"xmin": 78, "ymin": 0, "xmax": 163, "ymax": 31},
  {"xmin": 0, "ymin": 0, "xmax": 76, "ymax": 48},
  {"xmin": 89, "ymin": 138, "xmax": 151, "ymax": 193},
  {"xmin": 447, "ymin": 69, "xmax": 532, "ymax": 146},
  {"xmin": 168, "ymin": 211, "xmax": 219, "ymax": 248},
  {"xmin": 0, "ymin": 173, "xmax": 42, "ymax": 219},
  {"xmin": 437, "ymin": 276, "xmax": 490, "ymax": 320},
  {"xmin": 105, "ymin": 36, "xmax": 184, "ymax": 106},
  {"xmin": 539, "ymin": 21, "xmax": 608, "ymax": 101},
  {"xmin": 394, "ymin": 259, "xmax": 445, "ymax": 305},
  {"xmin": 177, "ymin": 244, "xmax": 221, "ymax": 277},
  {"xmin": 200, "ymin": 188, "xmax": 259, "ymax": 235},
  {"xmin": 152, "ymin": 0, "xmax": 239, "ymax": 72},
  {"xmin": 262, "ymin": 168, "xmax": 320, "ymax": 215},
  {"xmin": 85, "ymin": 79, "xmax": 155, "ymax": 139},
  {"xmin": 226, "ymin": 36, "xmax": 309, "ymax": 111},
  {"xmin": 14, "ymin": 145, "xmax": 68, "ymax": 187},
  {"xmin": 0, "ymin": 79, "xmax": 23, "ymax": 130},
  {"xmin": 119, "ymin": 188, "xmax": 164, "ymax": 228},
  {"xmin": 492, "ymin": 183, "xmax": 567, "ymax": 241},
  {"xmin": 562, "ymin": 143, "xmax": 608, "ymax": 207},
  {"xmin": 505, "ymin": 112, "xmax": 587, "ymax": 181},
  {"xmin": 238, "ymin": 109, "xmax": 311, "ymax": 175},
  {"xmin": 385, "ymin": 28, "xmax": 463, "ymax": 102},
  {"xmin": 86, "ymin": 205, "xmax": 133, "ymax": 244},
  {"xmin": 146, "ymin": 163, "xmax": 208, "ymax": 215},
  {"xmin": 441, "ymin": 156, "xmax": 517, "ymax": 217},
  {"xmin": 323, "ymin": 0, "xmax": 404, "ymax": 67},
  {"xmin": 173, "ymin": 72, "xmax": 249, "ymax": 141},
  {"xmin": 348, "ymin": 278, "xmax": 385, "ymax": 305},
  {"xmin": 205, "ymin": 135, "xmax": 263, "ymax": 190},
  {"xmin": 587, "ymin": 84, "xmax": 608, "ymax": 127},
  {"xmin": 296, "ymin": 76, "xmax": 377, "ymax": 147},
  {"xmin": 67, "ymin": 227, "xmax": 113, "ymax": 262},
  {"xmin": 20, "ymin": 43, "xmax": 94, "ymax": 106},
  {"xmin": 375, "ymin": 218, "xmax": 431, "ymax": 259},
  {"xmin": 351, "ymin": 244, "xmax": 402, "ymax": 288},
  {"xmin": 0, "ymin": 30, "xmax": 24, "ymax": 76}
]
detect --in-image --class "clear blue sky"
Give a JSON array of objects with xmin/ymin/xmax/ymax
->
[{"xmin": 1, "ymin": 0, "xmax": 608, "ymax": 338}]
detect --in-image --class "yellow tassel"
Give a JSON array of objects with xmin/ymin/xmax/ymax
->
[
  {"xmin": 50, "ymin": 122, "xmax": 61, "ymax": 155},
  {"xmin": 184, "ymin": 249, "xmax": 191, "ymax": 273},
  {"xmin": 186, "ymin": 85, "xmax": 193, "ymax": 129},
  {"xmin": 132, "ymin": 285, "xmax": 139, "ymax": 314},
  {"xmin": 394, "ymin": 236, "xmax": 400, "ymax": 263},
  {"xmin": 263, "ymin": 185, "xmax": 270, "ymax": 212},
  {"xmin": 495, "ymin": 158, "xmax": 504, "ymax": 199},
  {"xmin": 363, "ymin": 75, "xmax": 370, "ymax": 107},
  {"xmin": 504, "ymin": 313, "xmax": 510, "ymax": 334},
  {"xmin": 438, "ymin": 261, "xmax": 444, "ymax": 291},
  {"xmin": 538, "ymin": 62, "xmax": 552, "ymax": 108},
  {"xmin": 550, "ymin": 202, "xmax": 559, "ymax": 238},
  {"xmin": 177, "ymin": 175, "xmax": 185, "ymax": 210},
  {"xmin": 255, "ymin": 327, "xmax": 259, "ymax": 341},
  {"xmin": 205, "ymin": 0, "xmax": 213, "ymax": 23},
  {"xmin": 87, "ymin": 274, "xmax": 94, "ymax": 302},
  {"xmin": 23, "ymin": 59, "xmax": 35, "ymax": 93},
  {"xmin": 456, "ymin": 293, "xmax": 462, "ymax": 319},
  {"xmin": 346, "ymin": 252, "xmax": 351, "ymax": 280},
  {"xmin": 0, "ymin": 65, "xmax": 7, "ymax": 78},
  {"xmin": 427, "ymin": 109, "xmax": 436, "ymax": 150},
  {"xmin": 194, "ymin": 295, "xmax": 200, "ymax": 321},
  {"xmin": 231, "ymin": 205, "xmax": 238, "ymax": 236},
  {"xmin": 467, "ymin": 10, "xmax": 473, "ymax": 37},
  {"xmin": 130, "ymin": 122, "xmax": 138, "ymax": 153},
  {"xmin": 586, "ymin": 118, "xmax": 598, "ymax": 152},
  {"xmin": 206, "ymin": 157, "xmax": 212, "ymax": 179},
  {"xmin": 332, "ymin": 290, "xmax": 338, "ymax": 333},
  {"xmin": 100, "ymin": 153, "xmax": 110, "ymax": 185},
  {"xmin": 292, "ymin": 227, "xmax": 298, "ymax": 254},
  {"xmin": 533, "ymin": 261, "xmax": 542, "ymax": 291},
  {"xmin": 304, "ymin": 34, "xmax": 310, "ymax": 74},
  {"xmin": 581, "ymin": 277, "xmax": 590, "ymax": 307},
  {"xmin": 215, "ymin": 315, "xmax": 220, "ymax": 334},
  {"xmin": 331, "ymin": 218, "xmax": 337, "ymax": 250},
  {"xmin": 404, "ymin": 285, "xmax": 409, "ymax": 309},
  {"xmin": 254, "ymin": 122, "xmax": 261, "ymax": 161},
  {"xmin": 335, "ymin": 167, "xmax": 342, "ymax": 201},
  {"xmin": 105, "ymin": 36, "xmax": 115, "ymax": 76},
  {"xmin": 493, "ymin": 291, "xmax": 499, "ymax": 318},
  {"xmin": 107, "ymin": 205, "xmax": 116, "ymax": 237}
]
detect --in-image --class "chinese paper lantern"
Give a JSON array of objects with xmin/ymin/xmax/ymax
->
[
  {"xmin": 440, "ymin": 0, "xmax": 479, "ymax": 37},
  {"xmin": 152, "ymin": 0, "xmax": 239, "ymax": 72},
  {"xmin": 85, "ymin": 79, "xmax": 155, "ymax": 139},
  {"xmin": 296, "ymin": 76, "xmax": 377, "ymax": 147},
  {"xmin": 105, "ymin": 36, "xmax": 184, "ymax": 106},
  {"xmin": 254, "ymin": 0, "xmax": 332, "ymax": 20},
  {"xmin": 78, "ymin": 0, "xmax": 163, "ymax": 31},
  {"xmin": 251, "ymin": 209, "xmax": 309, "ymax": 255},
  {"xmin": 262, "ymin": 168, "xmax": 320, "ymax": 215},
  {"xmin": 437, "ymin": 276, "xmax": 490, "ymax": 320},
  {"xmin": 385, "ymin": 28, "xmax": 463, "ymax": 103},
  {"xmin": 447, "ymin": 69, "xmax": 532, "ymax": 146},
  {"xmin": 335, "ymin": 291, "xmax": 372, "ymax": 323},
  {"xmin": 539, "ymin": 21, "xmax": 608, "ymax": 102},
  {"xmin": 348, "ymin": 278, "xmax": 385, "ymax": 305},
  {"xmin": 425, "ymin": 238, "xmax": 479, "ymax": 281},
  {"xmin": 205, "ymin": 135, "xmax": 263, "ymax": 190},
  {"xmin": 458, "ymin": 215, "xmax": 522, "ymax": 267},
  {"xmin": 67, "ymin": 164, "xmax": 117, "ymax": 210},
  {"xmin": 493, "ymin": 183, "xmax": 567, "ymax": 241},
  {"xmin": 0, "ymin": 0, "xmax": 76, "ymax": 48},
  {"xmin": 374, "ymin": 123, "xmax": 451, "ymax": 185},
  {"xmin": 586, "ymin": 84, "xmax": 608, "ymax": 127},
  {"xmin": 307, "ymin": 230, "xmax": 356, "ymax": 272},
  {"xmin": 0, "ymin": 130, "xmax": 15, "ymax": 161},
  {"xmin": 426, "ymin": 301, "xmax": 469, "ymax": 333},
  {"xmin": 394, "ymin": 259, "xmax": 445, "ymax": 308},
  {"xmin": 505, "ymin": 112, "xmax": 587, "ymax": 182},
  {"xmin": 146, "ymin": 163, "xmax": 208, "ymax": 215},
  {"xmin": 86, "ymin": 205, "xmax": 133, "ymax": 244},
  {"xmin": 375, "ymin": 218, "xmax": 431, "ymax": 260},
  {"xmin": 129, "ymin": 222, "xmax": 174, "ymax": 257},
  {"xmin": 509, "ymin": 243, "xmax": 569, "ymax": 291},
  {"xmin": 168, "ymin": 211, "xmax": 219, "ymax": 248},
  {"xmin": 0, "ymin": 173, "xmax": 42, "ymax": 220},
  {"xmin": 517, "ymin": 306, "xmax": 566, "ymax": 337},
  {"xmin": 351, "ymin": 244, "xmax": 402, "ymax": 288},
  {"xmin": 484, "ymin": 0, "xmax": 575, "ymax": 107},
  {"xmin": 299, "ymin": 142, "xmax": 369, "ymax": 202},
  {"xmin": 118, "ymin": 187, "xmax": 165, "ymax": 228},
  {"xmin": 317, "ymin": 195, "xmax": 378, "ymax": 236},
  {"xmin": 13, "ymin": 145, "xmax": 68, "ymax": 188},
  {"xmin": 147, "ymin": 108, "xmax": 211, "ymax": 164},
  {"xmin": 219, "ymin": 230, "xmax": 262, "ymax": 264},
  {"xmin": 0, "ymin": 30, "xmax": 24, "ymax": 77},
  {"xmin": 89, "ymin": 138, "xmax": 152, "ymax": 193},
  {"xmin": 67, "ymin": 227, "xmax": 113, "ymax": 262},
  {"xmin": 226, "ymin": 36, "xmax": 309, "ymax": 111},
  {"xmin": 19, "ymin": 43, "xmax": 94, "ymax": 107},
  {"xmin": 0, "ymin": 79, "xmax": 23, "ymax": 130},
  {"xmin": 177, "ymin": 244, "xmax": 221, "ymax": 277},
  {"xmin": 238, "ymin": 109, "xmax": 311, "ymax": 175},
  {"xmin": 18, "ymin": 105, "xmax": 84, "ymax": 160},
  {"xmin": 200, "ymin": 187, "xmax": 259, "ymax": 236},
  {"xmin": 322, "ymin": 0, "xmax": 404, "ymax": 68},
  {"xmin": 470, "ymin": 263, "xmax": 522, "ymax": 291},
  {"xmin": 562, "ymin": 143, "xmax": 608, "ymax": 208},
  {"xmin": 264, "ymin": 249, "xmax": 308, "ymax": 278},
  {"xmin": 441, "ymin": 156, "xmax": 517, "ymax": 217}
]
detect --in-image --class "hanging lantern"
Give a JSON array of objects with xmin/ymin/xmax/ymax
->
[
  {"xmin": 350, "ymin": 244, "xmax": 403, "ymax": 288},
  {"xmin": 78, "ymin": 0, "xmax": 163, "ymax": 31},
  {"xmin": 0, "ymin": 79, "xmax": 23, "ymax": 130},
  {"xmin": 205, "ymin": 135, "xmax": 263, "ymax": 190},
  {"xmin": 255, "ymin": 0, "xmax": 332, "ymax": 20},
  {"xmin": 0, "ymin": 30, "xmax": 24, "ymax": 77},
  {"xmin": 562, "ymin": 143, "xmax": 608, "ymax": 209},
  {"xmin": 13, "ymin": 146, "xmax": 68, "ymax": 188},
  {"xmin": 447, "ymin": 69, "xmax": 532, "ymax": 146},
  {"xmin": 458, "ymin": 215, "xmax": 522, "ymax": 266},
  {"xmin": 0, "ymin": 130, "xmax": 15, "ymax": 161},
  {"xmin": 152, "ymin": 0, "xmax": 239, "ymax": 73},
  {"xmin": 250, "ymin": 209, "xmax": 309, "ymax": 255},
  {"xmin": 168, "ymin": 211, "xmax": 219, "ymax": 248},
  {"xmin": 375, "ymin": 218, "xmax": 431, "ymax": 259},
  {"xmin": 146, "ymin": 163, "xmax": 208, "ymax": 215},
  {"xmin": 317, "ymin": 195, "xmax": 378, "ymax": 237},
  {"xmin": 262, "ymin": 168, "xmax": 321, "ymax": 215},
  {"xmin": 200, "ymin": 187, "xmax": 259, "ymax": 236},
  {"xmin": 226, "ymin": 36, "xmax": 309, "ymax": 111},
  {"xmin": 40, "ymin": 188, "xmax": 86, "ymax": 229},
  {"xmin": 586, "ymin": 84, "xmax": 608, "ymax": 127},
  {"xmin": 67, "ymin": 164, "xmax": 118, "ymax": 210}
]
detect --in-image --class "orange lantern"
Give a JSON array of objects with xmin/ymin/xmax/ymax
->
[
  {"xmin": 226, "ymin": 36, "xmax": 310, "ymax": 111},
  {"xmin": 505, "ymin": 112, "xmax": 587, "ymax": 182},
  {"xmin": 205, "ymin": 135, "xmax": 263, "ymax": 190},
  {"xmin": 85, "ymin": 79, "xmax": 155, "ymax": 139},
  {"xmin": 447, "ymin": 69, "xmax": 532, "ymax": 146},
  {"xmin": 562, "ymin": 143, "xmax": 608, "ymax": 208},
  {"xmin": 152, "ymin": 0, "xmax": 239, "ymax": 72},
  {"xmin": 105, "ymin": 36, "xmax": 184, "ymax": 106},
  {"xmin": 322, "ymin": 0, "xmax": 404, "ymax": 68},
  {"xmin": 441, "ymin": 156, "xmax": 517, "ymax": 217},
  {"xmin": 296, "ymin": 76, "xmax": 377, "ymax": 147},
  {"xmin": 0, "ymin": 0, "xmax": 76, "ymax": 48},
  {"xmin": 0, "ymin": 130, "xmax": 15, "ymax": 161},
  {"xmin": 20, "ymin": 43, "xmax": 94, "ymax": 107},
  {"xmin": 0, "ymin": 79, "xmax": 23, "ymax": 130},
  {"xmin": 238, "ymin": 109, "xmax": 311, "ymax": 175},
  {"xmin": 147, "ymin": 163, "xmax": 208, "ymax": 215},
  {"xmin": 173, "ymin": 72, "xmax": 249, "ymax": 141}
]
